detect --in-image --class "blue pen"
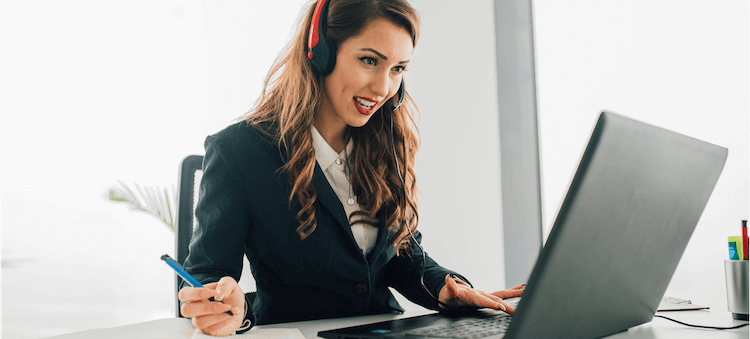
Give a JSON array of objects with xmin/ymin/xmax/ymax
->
[{"xmin": 161, "ymin": 254, "xmax": 234, "ymax": 316}]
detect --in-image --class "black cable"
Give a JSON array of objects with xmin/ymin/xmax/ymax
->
[
  {"xmin": 655, "ymin": 315, "xmax": 749, "ymax": 330},
  {"xmin": 388, "ymin": 110, "xmax": 449, "ymax": 309}
]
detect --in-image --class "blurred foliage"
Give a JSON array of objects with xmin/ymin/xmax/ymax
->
[{"xmin": 108, "ymin": 180, "xmax": 175, "ymax": 231}]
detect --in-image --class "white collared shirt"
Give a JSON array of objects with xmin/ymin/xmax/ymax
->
[{"xmin": 311, "ymin": 126, "xmax": 379, "ymax": 256}]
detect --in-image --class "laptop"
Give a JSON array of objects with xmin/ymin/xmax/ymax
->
[{"xmin": 319, "ymin": 111, "xmax": 728, "ymax": 339}]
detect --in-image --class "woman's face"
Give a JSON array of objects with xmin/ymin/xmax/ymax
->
[{"xmin": 318, "ymin": 17, "xmax": 414, "ymax": 132}]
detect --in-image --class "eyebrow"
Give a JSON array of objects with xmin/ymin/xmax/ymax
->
[{"xmin": 360, "ymin": 48, "xmax": 410, "ymax": 64}]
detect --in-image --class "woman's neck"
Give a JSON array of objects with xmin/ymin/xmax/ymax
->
[{"xmin": 314, "ymin": 117, "xmax": 350, "ymax": 153}]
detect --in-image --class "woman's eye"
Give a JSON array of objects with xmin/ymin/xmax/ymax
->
[
  {"xmin": 393, "ymin": 66, "xmax": 408, "ymax": 74},
  {"xmin": 360, "ymin": 57, "xmax": 377, "ymax": 66}
]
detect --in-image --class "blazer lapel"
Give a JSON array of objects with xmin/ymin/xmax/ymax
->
[
  {"xmin": 311, "ymin": 162, "xmax": 361, "ymax": 250},
  {"xmin": 366, "ymin": 209, "xmax": 396, "ymax": 266}
]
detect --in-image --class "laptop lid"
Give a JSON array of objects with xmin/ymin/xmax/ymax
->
[
  {"xmin": 318, "ymin": 112, "xmax": 728, "ymax": 339},
  {"xmin": 505, "ymin": 111, "xmax": 727, "ymax": 338}
]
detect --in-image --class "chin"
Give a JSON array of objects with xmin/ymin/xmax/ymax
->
[
  {"xmin": 347, "ymin": 119, "xmax": 371, "ymax": 128},
  {"xmin": 347, "ymin": 113, "xmax": 376, "ymax": 128}
]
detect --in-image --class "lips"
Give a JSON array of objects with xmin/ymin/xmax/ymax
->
[{"xmin": 353, "ymin": 96, "xmax": 378, "ymax": 115}]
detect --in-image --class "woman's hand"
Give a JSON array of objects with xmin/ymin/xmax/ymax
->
[
  {"xmin": 438, "ymin": 275, "xmax": 525, "ymax": 315},
  {"xmin": 178, "ymin": 276, "xmax": 245, "ymax": 336}
]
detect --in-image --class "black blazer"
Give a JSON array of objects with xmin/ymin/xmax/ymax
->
[{"xmin": 182, "ymin": 121, "xmax": 468, "ymax": 326}]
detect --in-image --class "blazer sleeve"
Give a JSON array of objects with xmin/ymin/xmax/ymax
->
[
  {"xmin": 381, "ymin": 230, "xmax": 472, "ymax": 311},
  {"xmin": 181, "ymin": 135, "xmax": 255, "ymax": 326}
]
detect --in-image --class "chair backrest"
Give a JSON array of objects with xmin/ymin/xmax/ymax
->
[{"xmin": 174, "ymin": 155, "xmax": 204, "ymax": 317}]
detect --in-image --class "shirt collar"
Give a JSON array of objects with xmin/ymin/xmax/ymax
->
[{"xmin": 311, "ymin": 125, "xmax": 353, "ymax": 170}]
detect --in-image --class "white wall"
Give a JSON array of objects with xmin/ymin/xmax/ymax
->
[
  {"xmin": 405, "ymin": 0, "xmax": 506, "ymax": 309},
  {"xmin": 533, "ymin": 0, "xmax": 749, "ymax": 312},
  {"xmin": 1, "ymin": 1, "xmax": 306, "ymax": 337}
]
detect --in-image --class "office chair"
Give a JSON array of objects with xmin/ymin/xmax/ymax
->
[
  {"xmin": 174, "ymin": 155, "xmax": 256, "ymax": 317},
  {"xmin": 174, "ymin": 155, "xmax": 204, "ymax": 317}
]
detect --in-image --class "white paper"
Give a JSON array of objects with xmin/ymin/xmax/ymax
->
[
  {"xmin": 45, "ymin": 318, "xmax": 304, "ymax": 339},
  {"xmin": 193, "ymin": 327, "xmax": 305, "ymax": 338}
]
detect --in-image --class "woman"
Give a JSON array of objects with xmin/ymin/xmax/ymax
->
[{"xmin": 178, "ymin": 0, "xmax": 524, "ymax": 336}]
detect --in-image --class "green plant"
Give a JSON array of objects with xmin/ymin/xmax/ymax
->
[{"xmin": 108, "ymin": 180, "xmax": 176, "ymax": 231}]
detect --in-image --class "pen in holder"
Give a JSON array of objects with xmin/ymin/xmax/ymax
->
[{"xmin": 724, "ymin": 260, "xmax": 749, "ymax": 320}]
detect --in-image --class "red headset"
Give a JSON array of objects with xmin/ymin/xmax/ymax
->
[{"xmin": 307, "ymin": 0, "xmax": 405, "ymax": 110}]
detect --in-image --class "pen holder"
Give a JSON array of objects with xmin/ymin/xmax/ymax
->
[{"xmin": 724, "ymin": 260, "xmax": 749, "ymax": 320}]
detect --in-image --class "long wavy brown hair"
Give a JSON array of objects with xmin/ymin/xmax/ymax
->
[{"xmin": 244, "ymin": 0, "xmax": 421, "ymax": 253}]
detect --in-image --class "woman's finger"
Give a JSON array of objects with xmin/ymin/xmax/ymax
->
[
  {"xmin": 491, "ymin": 288, "xmax": 524, "ymax": 300},
  {"xmin": 475, "ymin": 289, "xmax": 507, "ymax": 312},
  {"xmin": 451, "ymin": 275, "xmax": 471, "ymax": 287},
  {"xmin": 215, "ymin": 276, "xmax": 239, "ymax": 302},
  {"xmin": 180, "ymin": 300, "xmax": 233, "ymax": 318},
  {"xmin": 480, "ymin": 290, "xmax": 515, "ymax": 314},
  {"xmin": 191, "ymin": 312, "xmax": 234, "ymax": 330},
  {"xmin": 178, "ymin": 286, "xmax": 218, "ymax": 303},
  {"xmin": 499, "ymin": 300, "xmax": 515, "ymax": 315},
  {"xmin": 202, "ymin": 315, "xmax": 242, "ymax": 337},
  {"xmin": 462, "ymin": 289, "xmax": 504, "ymax": 310},
  {"xmin": 508, "ymin": 283, "xmax": 526, "ymax": 290}
]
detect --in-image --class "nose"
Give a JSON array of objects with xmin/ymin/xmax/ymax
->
[{"xmin": 369, "ymin": 71, "xmax": 391, "ymax": 99}]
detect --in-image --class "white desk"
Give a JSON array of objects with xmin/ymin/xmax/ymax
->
[{"xmin": 46, "ymin": 308, "xmax": 747, "ymax": 339}]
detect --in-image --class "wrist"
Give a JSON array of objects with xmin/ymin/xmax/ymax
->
[
  {"xmin": 236, "ymin": 297, "xmax": 254, "ymax": 333},
  {"xmin": 438, "ymin": 284, "xmax": 451, "ymax": 309}
]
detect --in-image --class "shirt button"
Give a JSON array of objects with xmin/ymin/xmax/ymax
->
[
  {"xmin": 355, "ymin": 283, "xmax": 368, "ymax": 294},
  {"xmin": 335, "ymin": 158, "xmax": 343, "ymax": 165}
]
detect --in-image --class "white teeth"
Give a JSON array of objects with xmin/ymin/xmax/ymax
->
[{"xmin": 355, "ymin": 97, "xmax": 375, "ymax": 109}]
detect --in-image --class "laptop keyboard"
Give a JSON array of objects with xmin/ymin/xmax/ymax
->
[{"xmin": 402, "ymin": 316, "xmax": 511, "ymax": 338}]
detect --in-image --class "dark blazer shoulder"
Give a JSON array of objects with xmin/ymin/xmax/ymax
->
[
  {"xmin": 209, "ymin": 121, "xmax": 278, "ymax": 157},
  {"xmin": 203, "ymin": 120, "xmax": 287, "ymax": 197}
]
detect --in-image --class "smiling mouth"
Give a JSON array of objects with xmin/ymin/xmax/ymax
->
[{"xmin": 354, "ymin": 96, "xmax": 376, "ymax": 110}]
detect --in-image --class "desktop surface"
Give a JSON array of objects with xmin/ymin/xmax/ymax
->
[
  {"xmin": 259, "ymin": 308, "xmax": 747, "ymax": 339},
  {"xmin": 42, "ymin": 307, "xmax": 747, "ymax": 339}
]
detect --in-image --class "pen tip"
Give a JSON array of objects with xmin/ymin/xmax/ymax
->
[{"xmin": 161, "ymin": 254, "xmax": 171, "ymax": 261}]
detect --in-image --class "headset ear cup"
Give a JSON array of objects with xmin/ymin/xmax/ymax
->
[
  {"xmin": 321, "ymin": 36, "xmax": 337, "ymax": 75},
  {"xmin": 391, "ymin": 80, "xmax": 406, "ymax": 110},
  {"xmin": 310, "ymin": 37, "xmax": 336, "ymax": 76},
  {"xmin": 308, "ymin": 0, "xmax": 336, "ymax": 75}
]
